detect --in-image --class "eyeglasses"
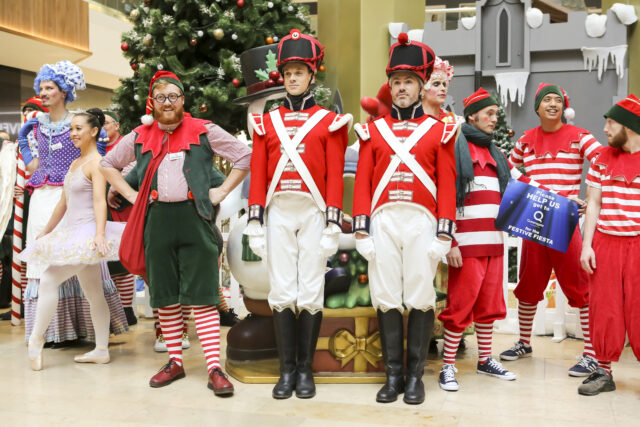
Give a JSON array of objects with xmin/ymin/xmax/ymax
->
[{"xmin": 153, "ymin": 93, "xmax": 183, "ymax": 104}]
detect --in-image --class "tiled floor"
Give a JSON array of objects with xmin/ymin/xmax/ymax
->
[{"xmin": 1, "ymin": 317, "xmax": 638, "ymax": 427}]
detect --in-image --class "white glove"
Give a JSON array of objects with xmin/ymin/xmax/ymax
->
[
  {"xmin": 428, "ymin": 237, "xmax": 452, "ymax": 261},
  {"xmin": 355, "ymin": 235, "xmax": 376, "ymax": 262},
  {"xmin": 244, "ymin": 221, "xmax": 267, "ymax": 259},
  {"xmin": 319, "ymin": 223, "xmax": 341, "ymax": 258}
]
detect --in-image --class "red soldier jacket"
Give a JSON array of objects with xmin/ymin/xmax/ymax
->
[
  {"xmin": 352, "ymin": 108, "xmax": 458, "ymax": 237},
  {"xmin": 248, "ymin": 101, "xmax": 351, "ymax": 227}
]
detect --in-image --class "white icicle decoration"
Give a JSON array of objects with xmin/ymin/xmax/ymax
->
[
  {"xmin": 581, "ymin": 45, "xmax": 627, "ymax": 80},
  {"xmin": 494, "ymin": 72, "xmax": 530, "ymax": 107}
]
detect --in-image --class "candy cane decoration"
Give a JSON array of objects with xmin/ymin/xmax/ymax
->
[{"xmin": 11, "ymin": 151, "xmax": 26, "ymax": 326}]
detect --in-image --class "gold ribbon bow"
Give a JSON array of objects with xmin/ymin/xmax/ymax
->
[{"xmin": 328, "ymin": 328, "xmax": 383, "ymax": 368}]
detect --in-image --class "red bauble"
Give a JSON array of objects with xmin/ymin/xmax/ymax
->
[
  {"xmin": 265, "ymin": 78, "xmax": 276, "ymax": 88},
  {"xmin": 508, "ymin": 129, "xmax": 515, "ymax": 137},
  {"xmin": 237, "ymin": 0, "xmax": 245, "ymax": 6},
  {"xmin": 121, "ymin": 42, "xmax": 129, "ymax": 51},
  {"xmin": 276, "ymin": 76, "xmax": 284, "ymax": 85},
  {"xmin": 338, "ymin": 252, "xmax": 349, "ymax": 264},
  {"xmin": 130, "ymin": 63, "xmax": 137, "ymax": 70},
  {"xmin": 266, "ymin": 36, "xmax": 274, "ymax": 44},
  {"xmin": 189, "ymin": 38, "xmax": 197, "ymax": 47},
  {"xmin": 318, "ymin": 65, "xmax": 326, "ymax": 72},
  {"xmin": 268, "ymin": 70, "xmax": 280, "ymax": 80},
  {"xmin": 397, "ymin": 33, "xmax": 409, "ymax": 45},
  {"xmin": 199, "ymin": 103, "xmax": 208, "ymax": 113},
  {"xmin": 144, "ymin": 0, "xmax": 151, "ymax": 5},
  {"xmin": 357, "ymin": 274, "xmax": 368, "ymax": 284},
  {"xmin": 232, "ymin": 78, "xmax": 241, "ymax": 87}
]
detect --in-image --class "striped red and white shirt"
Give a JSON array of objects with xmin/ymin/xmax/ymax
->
[
  {"xmin": 509, "ymin": 124, "xmax": 602, "ymax": 196},
  {"xmin": 586, "ymin": 147, "xmax": 640, "ymax": 236},
  {"xmin": 453, "ymin": 144, "xmax": 504, "ymax": 258}
]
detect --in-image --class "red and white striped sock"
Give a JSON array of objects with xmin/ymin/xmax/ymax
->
[
  {"xmin": 518, "ymin": 302, "xmax": 537, "ymax": 345},
  {"xmin": 153, "ymin": 308, "xmax": 161, "ymax": 337},
  {"xmin": 21, "ymin": 265, "xmax": 27, "ymax": 290},
  {"xmin": 182, "ymin": 305, "xmax": 192, "ymax": 335},
  {"xmin": 475, "ymin": 322, "xmax": 494, "ymax": 363},
  {"xmin": 158, "ymin": 304, "xmax": 183, "ymax": 365},
  {"xmin": 193, "ymin": 305, "xmax": 221, "ymax": 373},
  {"xmin": 112, "ymin": 273, "xmax": 135, "ymax": 307},
  {"xmin": 598, "ymin": 360, "xmax": 612, "ymax": 374},
  {"xmin": 442, "ymin": 328, "xmax": 463, "ymax": 365},
  {"xmin": 217, "ymin": 286, "xmax": 229, "ymax": 312},
  {"xmin": 579, "ymin": 305, "xmax": 595, "ymax": 358}
]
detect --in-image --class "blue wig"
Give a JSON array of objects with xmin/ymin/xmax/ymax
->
[{"xmin": 33, "ymin": 61, "xmax": 86, "ymax": 104}]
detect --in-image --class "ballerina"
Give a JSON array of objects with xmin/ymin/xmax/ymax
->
[{"xmin": 22, "ymin": 109, "xmax": 124, "ymax": 370}]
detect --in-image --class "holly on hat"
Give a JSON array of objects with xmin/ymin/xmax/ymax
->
[
  {"xmin": 141, "ymin": 70, "xmax": 185, "ymax": 125},
  {"xmin": 386, "ymin": 33, "xmax": 435, "ymax": 83},
  {"xmin": 534, "ymin": 83, "xmax": 575, "ymax": 121},
  {"xmin": 604, "ymin": 94, "xmax": 640, "ymax": 135},
  {"xmin": 463, "ymin": 88, "xmax": 498, "ymax": 119},
  {"xmin": 276, "ymin": 29, "xmax": 324, "ymax": 73}
]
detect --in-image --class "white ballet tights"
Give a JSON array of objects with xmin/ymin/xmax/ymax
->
[{"xmin": 29, "ymin": 264, "xmax": 110, "ymax": 351}]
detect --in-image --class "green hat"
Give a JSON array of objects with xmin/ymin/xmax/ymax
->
[
  {"xmin": 534, "ymin": 83, "xmax": 566, "ymax": 113},
  {"xmin": 604, "ymin": 94, "xmax": 640, "ymax": 135},
  {"xmin": 103, "ymin": 110, "xmax": 120, "ymax": 122},
  {"xmin": 463, "ymin": 88, "xmax": 498, "ymax": 118}
]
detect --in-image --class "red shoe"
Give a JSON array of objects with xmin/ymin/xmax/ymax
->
[
  {"xmin": 149, "ymin": 359, "xmax": 186, "ymax": 388},
  {"xmin": 207, "ymin": 367, "xmax": 234, "ymax": 396}
]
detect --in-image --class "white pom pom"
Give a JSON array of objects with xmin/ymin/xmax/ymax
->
[
  {"xmin": 564, "ymin": 107, "xmax": 575, "ymax": 121},
  {"xmin": 526, "ymin": 7, "xmax": 543, "ymax": 28},
  {"xmin": 141, "ymin": 114, "xmax": 154, "ymax": 125},
  {"xmin": 611, "ymin": 3, "xmax": 638, "ymax": 25},
  {"xmin": 585, "ymin": 14, "xmax": 607, "ymax": 38}
]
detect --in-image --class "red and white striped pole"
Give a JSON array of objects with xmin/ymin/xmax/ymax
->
[{"xmin": 11, "ymin": 151, "xmax": 26, "ymax": 326}]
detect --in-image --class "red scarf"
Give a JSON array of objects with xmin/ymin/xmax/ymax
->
[
  {"xmin": 118, "ymin": 117, "xmax": 209, "ymax": 276},
  {"xmin": 593, "ymin": 146, "xmax": 640, "ymax": 184},
  {"xmin": 522, "ymin": 124, "xmax": 587, "ymax": 158}
]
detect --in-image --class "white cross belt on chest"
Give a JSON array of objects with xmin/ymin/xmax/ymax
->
[
  {"xmin": 266, "ymin": 108, "xmax": 329, "ymax": 211},
  {"xmin": 370, "ymin": 117, "xmax": 438, "ymax": 211}
]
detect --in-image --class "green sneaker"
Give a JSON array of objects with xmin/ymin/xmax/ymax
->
[{"xmin": 578, "ymin": 368, "xmax": 616, "ymax": 396}]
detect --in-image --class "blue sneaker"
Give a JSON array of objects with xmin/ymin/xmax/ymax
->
[
  {"xmin": 439, "ymin": 364, "xmax": 459, "ymax": 391},
  {"xmin": 568, "ymin": 355, "xmax": 598, "ymax": 377},
  {"xmin": 477, "ymin": 357, "xmax": 517, "ymax": 380},
  {"xmin": 500, "ymin": 341, "xmax": 532, "ymax": 361}
]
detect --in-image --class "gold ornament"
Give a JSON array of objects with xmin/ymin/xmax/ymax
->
[
  {"xmin": 213, "ymin": 28, "xmax": 224, "ymax": 40},
  {"xmin": 130, "ymin": 9, "xmax": 140, "ymax": 21},
  {"xmin": 266, "ymin": 36, "xmax": 274, "ymax": 44},
  {"xmin": 328, "ymin": 329, "xmax": 382, "ymax": 368},
  {"xmin": 199, "ymin": 103, "xmax": 208, "ymax": 113},
  {"xmin": 143, "ymin": 34, "xmax": 153, "ymax": 47}
]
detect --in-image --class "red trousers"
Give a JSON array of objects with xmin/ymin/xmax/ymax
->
[
  {"xmin": 439, "ymin": 256, "xmax": 506, "ymax": 333},
  {"xmin": 514, "ymin": 227, "xmax": 588, "ymax": 307},
  {"xmin": 589, "ymin": 231, "xmax": 640, "ymax": 362}
]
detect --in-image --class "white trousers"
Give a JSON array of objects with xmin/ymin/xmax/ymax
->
[
  {"xmin": 369, "ymin": 204, "xmax": 438, "ymax": 312},
  {"xmin": 266, "ymin": 193, "xmax": 325, "ymax": 313},
  {"xmin": 26, "ymin": 185, "xmax": 62, "ymax": 279}
]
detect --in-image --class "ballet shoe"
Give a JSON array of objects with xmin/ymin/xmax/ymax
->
[
  {"xmin": 74, "ymin": 350, "xmax": 110, "ymax": 364},
  {"xmin": 28, "ymin": 335, "xmax": 45, "ymax": 371}
]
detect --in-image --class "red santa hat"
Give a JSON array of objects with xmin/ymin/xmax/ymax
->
[
  {"xmin": 604, "ymin": 94, "xmax": 640, "ymax": 135},
  {"xmin": 386, "ymin": 33, "xmax": 435, "ymax": 83},
  {"xmin": 141, "ymin": 71, "xmax": 184, "ymax": 125},
  {"xmin": 463, "ymin": 88, "xmax": 498, "ymax": 118},
  {"xmin": 534, "ymin": 83, "xmax": 575, "ymax": 121},
  {"xmin": 276, "ymin": 29, "xmax": 324, "ymax": 73}
]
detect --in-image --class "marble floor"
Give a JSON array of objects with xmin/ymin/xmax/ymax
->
[{"xmin": 0, "ymin": 317, "xmax": 638, "ymax": 427}]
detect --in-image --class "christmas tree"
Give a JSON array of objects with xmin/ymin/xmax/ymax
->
[
  {"xmin": 492, "ymin": 102, "xmax": 515, "ymax": 156},
  {"xmin": 112, "ymin": 0, "xmax": 311, "ymax": 134}
]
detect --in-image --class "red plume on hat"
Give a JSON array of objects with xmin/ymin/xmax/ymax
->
[
  {"xmin": 141, "ymin": 70, "xmax": 184, "ymax": 126},
  {"xmin": 386, "ymin": 33, "xmax": 435, "ymax": 83}
]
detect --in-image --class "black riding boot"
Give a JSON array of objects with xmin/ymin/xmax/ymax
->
[
  {"xmin": 295, "ymin": 310, "xmax": 322, "ymax": 398},
  {"xmin": 272, "ymin": 308, "xmax": 297, "ymax": 399},
  {"xmin": 404, "ymin": 309, "xmax": 434, "ymax": 404},
  {"xmin": 376, "ymin": 309, "xmax": 405, "ymax": 403}
]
